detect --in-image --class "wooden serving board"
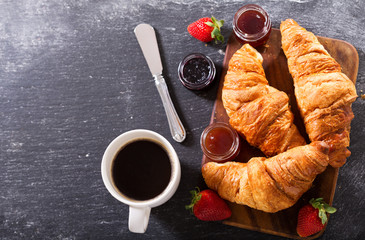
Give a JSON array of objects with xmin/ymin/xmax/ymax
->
[{"xmin": 202, "ymin": 28, "xmax": 359, "ymax": 239}]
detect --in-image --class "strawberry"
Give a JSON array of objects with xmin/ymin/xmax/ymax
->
[
  {"xmin": 297, "ymin": 198, "xmax": 337, "ymax": 237},
  {"xmin": 186, "ymin": 187, "xmax": 231, "ymax": 221},
  {"xmin": 187, "ymin": 16, "xmax": 224, "ymax": 43}
]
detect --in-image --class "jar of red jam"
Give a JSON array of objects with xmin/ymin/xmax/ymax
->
[
  {"xmin": 233, "ymin": 4, "xmax": 272, "ymax": 47},
  {"xmin": 200, "ymin": 122, "xmax": 241, "ymax": 162},
  {"xmin": 178, "ymin": 53, "xmax": 216, "ymax": 90}
]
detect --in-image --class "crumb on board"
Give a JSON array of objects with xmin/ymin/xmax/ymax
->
[{"xmin": 361, "ymin": 94, "xmax": 365, "ymax": 100}]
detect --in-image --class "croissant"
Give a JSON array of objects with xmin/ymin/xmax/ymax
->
[
  {"xmin": 280, "ymin": 19, "xmax": 357, "ymax": 167},
  {"xmin": 202, "ymin": 141, "xmax": 329, "ymax": 213},
  {"xmin": 222, "ymin": 44, "xmax": 306, "ymax": 157}
]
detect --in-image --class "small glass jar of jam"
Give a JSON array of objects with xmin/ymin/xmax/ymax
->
[
  {"xmin": 200, "ymin": 122, "xmax": 241, "ymax": 163},
  {"xmin": 233, "ymin": 4, "xmax": 272, "ymax": 47},
  {"xmin": 178, "ymin": 53, "xmax": 216, "ymax": 90}
]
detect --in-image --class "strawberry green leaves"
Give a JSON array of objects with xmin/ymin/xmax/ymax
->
[
  {"xmin": 188, "ymin": 16, "xmax": 225, "ymax": 43},
  {"xmin": 186, "ymin": 187, "xmax": 231, "ymax": 221},
  {"xmin": 309, "ymin": 198, "xmax": 337, "ymax": 225},
  {"xmin": 297, "ymin": 198, "xmax": 337, "ymax": 237},
  {"xmin": 205, "ymin": 17, "xmax": 224, "ymax": 43}
]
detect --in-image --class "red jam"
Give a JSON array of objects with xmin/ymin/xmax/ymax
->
[
  {"xmin": 237, "ymin": 10, "xmax": 266, "ymax": 35},
  {"xmin": 200, "ymin": 122, "xmax": 241, "ymax": 162},
  {"xmin": 178, "ymin": 53, "xmax": 216, "ymax": 90},
  {"xmin": 233, "ymin": 4, "xmax": 272, "ymax": 47}
]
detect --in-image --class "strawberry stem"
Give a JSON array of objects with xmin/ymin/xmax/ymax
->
[
  {"xmin": 185, "ymin": 187, "xmax": 202, "ymax": 213},
  {"xmin": 309, "ymin": 198, "xmax": 337, "ymax": 225},
  {"xmin": 205, "ymin": 16, "xmax": 225, "ymax": 44}
]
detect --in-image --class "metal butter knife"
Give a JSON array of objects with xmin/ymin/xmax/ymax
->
[{"xmin": 134, "ymin": 23, "xmax": 186, "ymax": 142}]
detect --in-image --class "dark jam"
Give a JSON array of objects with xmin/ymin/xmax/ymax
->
[
  {"xmin": 233, "ymin": 4, "xmax": 272, "ymax": 47},
  {"xmin": 200, "ymin": 122, "xmax": 241, "ymax": 162},
  {"xmin": 183, "ymin": 58, "xmax": 210, "ymax": 84},
  {"xmin": 178, "ymin": 53, "xmax": 216, "ymax": 90},
  {"xmin": 112, "ymin": 139, "xmax": 171, "ymax": 201}
]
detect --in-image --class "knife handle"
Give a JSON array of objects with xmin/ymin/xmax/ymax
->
[{"xmin": 154, "ymin": 74, "xmax": 186, "ymax": 142}]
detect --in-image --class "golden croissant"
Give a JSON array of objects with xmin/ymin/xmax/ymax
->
[
  {"xmin": 222, "ymin": 44, "xmax": 306, "ymax": 157},
  {"xmin": 280, "ymin": 19, "xmax": 357, "ymax": 167},
  {"xmin": 202, "ymin": 141, "xmax": 329, "ymax": 213}
]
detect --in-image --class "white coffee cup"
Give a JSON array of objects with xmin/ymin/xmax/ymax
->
[{"xmin": 101, "ymin": 129, "xmax": 181, "ymax": 233}]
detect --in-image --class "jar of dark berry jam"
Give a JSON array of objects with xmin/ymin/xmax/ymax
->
[
  {"xmin": 178, "ymin": 53, "xmax": 216, "ymax": 90},
  {"xmin": 200, "ymin": 122, "xmax": 241, "ymax": 163},
  {"xmin": 233, "ymin": 4, "xmax": 272, "ymax": 47}
]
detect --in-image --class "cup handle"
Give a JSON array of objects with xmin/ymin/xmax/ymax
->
[{"xmin": 128, "ymin": 206, "xmax": 151, "ymax": 233}]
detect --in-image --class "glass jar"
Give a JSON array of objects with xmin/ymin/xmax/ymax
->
[
  {"xmin": 200, "ymin": 122, "xmax": 241, "ymax": 162},
  {"xmin": 232, "ymin": 4, "xmax": 272, "ymax": 47},
  {"xmin": 178, "ymin": 53, "xmax": 216, "ymax": 90}
]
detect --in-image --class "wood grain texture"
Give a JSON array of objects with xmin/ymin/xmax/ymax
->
[{"xmin": 202, "ymin": 29, "xmax": 358, "ymax": 239}]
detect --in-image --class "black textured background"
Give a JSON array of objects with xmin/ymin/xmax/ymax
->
[{"xmin": 1, "ymin": 0, "xmax": 364, "ymax": 239}]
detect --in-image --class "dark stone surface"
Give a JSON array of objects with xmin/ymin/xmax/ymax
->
[{"xmin": 1, "ymin": 0, "xmax": 364, "ymax": 239}]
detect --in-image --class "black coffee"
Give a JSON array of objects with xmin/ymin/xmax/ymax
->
[{"xmin": 111, "ymin": 139, "xmax": 172, "ymax": 201}]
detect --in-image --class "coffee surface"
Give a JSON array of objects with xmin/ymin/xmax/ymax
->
[{"xmin": 112, "ymin": 139, "xmax": 172, "ymax": 201}]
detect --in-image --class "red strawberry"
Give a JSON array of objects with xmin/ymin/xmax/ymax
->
[
  {"xmin": 187, "ymin": 16, "xmax": 224, "ymax": 43},
  {"xmin": 186, "ymin": 187, "xmax": 231, "ymax": 221},
  {"xmin": 297, "ymin": 198, "xmax": 337, "ymax": 237}
]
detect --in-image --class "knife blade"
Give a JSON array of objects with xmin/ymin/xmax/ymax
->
[{"xmin": 134, "ymin": 23, "xmax": 186, "ymax": 142}]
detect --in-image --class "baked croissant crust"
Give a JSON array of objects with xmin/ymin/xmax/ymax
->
[
  {"xmin": 202, "ymin": 141, "xmax": 329, "ymax": 213},
  {"xmin": 280, "ymin": 19, "xmax": 357, "ymax": 167},
  {"xmin": 222, "ymin": 44, "xmax": 306, "ymax": 157}
]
